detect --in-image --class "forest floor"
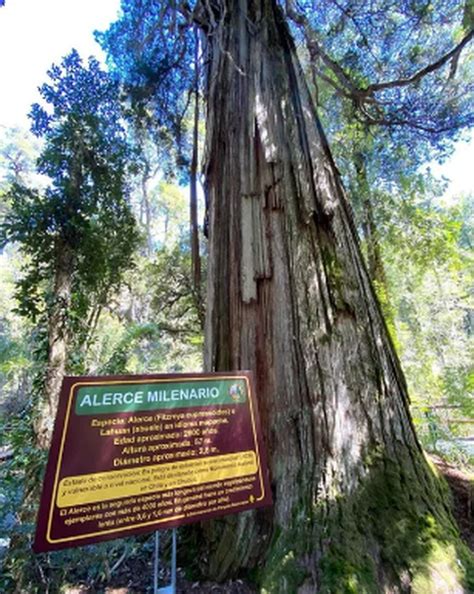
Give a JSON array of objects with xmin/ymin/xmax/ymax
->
[
  {"xmin": 66, "ymin": 574, "xmax": 257, "ymax": 594},
  {"xmin": 64, "ymin": 454, "xmax": 472, "ymax": 594},
  {"xmin": 430, "ymin": 454, "xmax": 473, "ymax": 551}
]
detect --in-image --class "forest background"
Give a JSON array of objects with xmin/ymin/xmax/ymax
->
[{"xmin": 0, "ymin": 0, "xmax": 472, "ymax": 592}]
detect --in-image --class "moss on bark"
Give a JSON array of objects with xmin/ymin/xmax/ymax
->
[{"xmin": 256, "ymin": 451, "xmax": 473, "ymax": 593}]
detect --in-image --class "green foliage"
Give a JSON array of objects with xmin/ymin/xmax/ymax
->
[
  {"xmin": 380, "ymin": 191, "xmax": 473, "ymax": 465},
  {"xmin": 0, "ymin": 245, "xmax": 36, "ymax": 416},
  {"xmin": 0, "ymin": 51, "xmax": 140, "ymax": 331},
  {"xmin": 0, "ymin": 127, "xmax": 39, "ymax": 189},
  {"xmin": 83, "ymin": 245, "xmax": 203, "ymax": 378}
]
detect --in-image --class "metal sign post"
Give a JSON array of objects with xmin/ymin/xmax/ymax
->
[{"xmin": 154, "ymin": 528, "xmax": 177, "ymax": 594}]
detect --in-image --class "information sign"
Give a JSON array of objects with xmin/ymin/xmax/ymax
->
[{"xmin": 34, "ymin": 372, "xmax": 272, "ymax": 552}]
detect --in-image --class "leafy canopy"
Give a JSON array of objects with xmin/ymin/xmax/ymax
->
[
  {"xmin": 96, "ymin": 1, "xmax": 195, "ymax": 179},
  {"xmin": 98, "ymin": 0, "xmax": 473, "ymax": 185},
  {"xmin": 1, "ymin": 50, "xmax": 140, "ymax": 322}
]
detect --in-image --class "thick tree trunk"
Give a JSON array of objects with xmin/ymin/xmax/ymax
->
[
  {"xmin": 36, "ymin": 240, "xmax": 73, "ymax": 448},
  {"xmin": 201, "ymin": 1, "xmax": 470, "ymax": 591}
]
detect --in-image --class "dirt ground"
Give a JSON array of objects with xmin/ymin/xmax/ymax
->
[
  {"xmin": 430, "ymin": 454, "xmax": 473, "ymax": 551},
  {"xmin": 66, "ymin": 577, "xmax": 256, "ymax": 594}
]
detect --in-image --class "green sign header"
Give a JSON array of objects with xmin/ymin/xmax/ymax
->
[{"xmin": 75, "ymin": 379, "xmax": 247, "ymax": 415}]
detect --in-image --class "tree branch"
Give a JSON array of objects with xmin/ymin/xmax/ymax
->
[
  {"xmin": 327, "ymin": 0, "xmax": 382, "ymax": 67},
  {"xmin": 364, "ymin": 29, "xmax": 474, "ymax": 94},
  {"xmin": 361, "ymin": 114, "xmax": 465, "ymax": 135},
  {"xmin": 288, "ymin": 5, "xmax": 473, "ymax": 134},
  {"xmin": 287, "ymin": 8, "xmax": 357, "ymax": 94},
  {"xmin": 313, "ymin": 68, "xmax": 353, "ymax": 99}
]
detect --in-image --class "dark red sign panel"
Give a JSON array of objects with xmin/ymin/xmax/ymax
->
[{"xmin": 34, "ymin": 372, "xmax": 272, "ymax": 552}]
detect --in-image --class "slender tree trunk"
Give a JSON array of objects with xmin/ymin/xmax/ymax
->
[
  {"xmin": 362, "ymin": 193, "xmax": 386, "ymax": 288},
  {"xmin": 353, "ymin": 151, "xmax": 387, "ymax": 291},
  {"xmin": 352, "ymin": 150, "xmax": 395, "ymax": 330},
  {"xmin": 36, "ymin": 240, "xmax": 73, "ymax": 448},
  {"xmin": 200, "ymin": 1, "xmax": 469, "ymax": 591},
  {"xmin": 142, "ymin": 171, "xmax": 154, "ymax": 256},
  {"xmin": 190, "ymin": 25, "xmax": 205, "ymax": 328}
]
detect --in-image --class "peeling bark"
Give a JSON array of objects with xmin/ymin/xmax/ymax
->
[{"xmin": 200, "ymin": 1, "xmax": 467, "ymax": 591}]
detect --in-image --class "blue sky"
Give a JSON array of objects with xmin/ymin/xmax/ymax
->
[
  {"xmin": 429, "ymin": 136, "xmax": 473, "ymax": 202},
  {"xmin": 0, "ymin": 0, "xmax": 471, "ymax": 200}
]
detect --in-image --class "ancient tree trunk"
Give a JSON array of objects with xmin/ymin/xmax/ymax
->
[
  {"xmin": 201, "ymin": 1, "xmax": 469, "ymax": 591},
  {"xmin": 36, "ymin": 240, "xmax": 73, "ymax": 448}
]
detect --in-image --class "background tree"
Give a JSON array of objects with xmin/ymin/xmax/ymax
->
[
  {"xmin": 1, "ymin": 50, "xmax": 139, "ymax": 448},
  {"xmin": 0, "ymin": 128, "xmax": 40, "ymax": 424},
  {"xmin": 0, "ymin": 161, "xmax": 203, "ymax": 592},
  {"xmin": 96, "ymin": 1, "xmax": 206, "ymax": 323}
]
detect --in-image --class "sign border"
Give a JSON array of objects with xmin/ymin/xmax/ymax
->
[{"xmin": 37, "ymin": 371, "xmax": 268, "ymax": 548}]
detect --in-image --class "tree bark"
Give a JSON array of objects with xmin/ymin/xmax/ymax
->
[
  {"xmin": 200, "ymin": 1, "xmax": 469, "ymax": 591},
  {"xmin": 190, "ymin": 25, "xmax": 205, "ymax": 328},
  {"xmin": 141, "ymin": 168, "xmax": 154, "ymax": 256},
  {"xmin": 35, "ymin": 239, "xmax": 73, "ymax": 449},
  {"xmin": 352, "ymin": 150, "xmax": 387, "ymax": 290}
]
